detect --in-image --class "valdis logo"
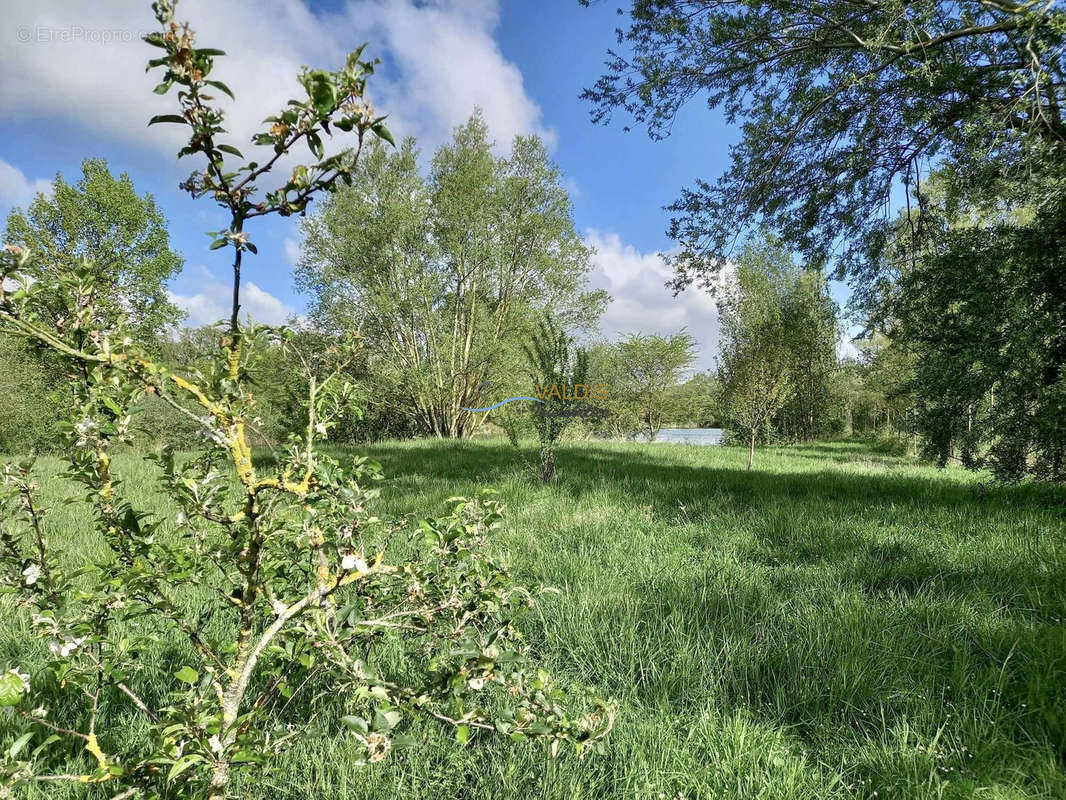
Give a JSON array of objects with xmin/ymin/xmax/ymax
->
[
  {"xmin": 461, "ymin": 382, "xmax": 610, "ymax": 419},
  {"xmin": 532, "ymin": 382, "xmax": 608, "ymax": 402}
]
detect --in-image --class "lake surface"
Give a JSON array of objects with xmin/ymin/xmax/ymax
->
[{"xmin": 634, "ymin": 427, "xmax": 724, "ymax": 446}]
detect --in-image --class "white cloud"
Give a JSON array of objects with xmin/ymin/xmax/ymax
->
[
  {"xmin": 585, "ymin": 229, "xmax": 726, "ymax": 371},
  {"xmin": 169, "ymin": 265, "xmax": 296, "ymax": 328},
  {"xmin": 283, "ymin": 237, "xmax": 301, "ymax": 266},
  {"xmin": 0, "ymin": 159, "xmax": 51, "ymax": 212},
  {"xmin": 348, "ymin": 0, "xmax": 553, "ymax": 153},
  {"xmin": 1, "ymin": 0, "xmax": 551, "ymax": 166}
]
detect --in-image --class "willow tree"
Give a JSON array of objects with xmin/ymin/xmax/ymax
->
[{"xmin": 296, "ymin": 115, "xmax": 605, "ymax": 438}]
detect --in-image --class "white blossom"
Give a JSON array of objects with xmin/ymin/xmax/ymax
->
[
  {"xmin": 341, "ymin": 554, "xmax": 368, "ymax": 573},
  {"xmin": 21, "ymin": 564, "xmax": 41, "ymax": 586},
  {"xmin": 48, "ymin": 635, "xmax": 87, "ymax": 658}
]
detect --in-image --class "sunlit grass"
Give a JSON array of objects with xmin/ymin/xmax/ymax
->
[{"xmin": 3, "ymin": 439, "xmax": 1064, "ymax": 798}]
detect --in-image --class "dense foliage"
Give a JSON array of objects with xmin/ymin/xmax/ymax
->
[
  {"xmin": 0, "ymin": 159, "xmax": 186, "ymax": 453},
  {"xmin": 3, "ymin": 158, "xmax": 184, "ymax": 342},
  {"xmin": 582, "ymin": 0, "xmax": 1066, "ymax": 287},
  {"xmin": 715, "ymin": 235, "xmax": 840, "ymax": 466},
  {"xmin": 897, "ymin": 194, "xmax": 1066, "ymax": 481},
  {"xmin": 606, "ymin": 332, "xmax": 697, "ymax": 442}
]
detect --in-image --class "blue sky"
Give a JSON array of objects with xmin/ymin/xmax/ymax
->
[{"xmin": 0, "ymin": 0, "xmax": 852, "ymax": 369}]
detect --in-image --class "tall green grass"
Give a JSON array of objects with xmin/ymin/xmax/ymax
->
[{"xmin": 3, "ymin": 439, "xmax": 1064, "ymax": 798}]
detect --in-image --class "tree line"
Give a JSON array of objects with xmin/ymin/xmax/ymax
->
[
  {"xmin": 583, "ymin": 0, "xmax": 1066, "ymax": 482},
  {"xmin": 0, "ymin": 152, "xmax": 922, "ymax": 463}
]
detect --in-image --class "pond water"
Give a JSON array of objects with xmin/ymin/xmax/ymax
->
[{"xmin": 634, "ymin": 427, "xmax": 724, "ymax": 446}]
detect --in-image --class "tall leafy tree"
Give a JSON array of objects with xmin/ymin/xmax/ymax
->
[
  {"xmin": 611, "ymin": 331, "xmax": 697, "ymax": 441},
  {"xmin": 715, "ymin": 235, "xmax": 804, "ymax": 468},
  {"xmin": 296, "ymin": 113, "xmax": 606, "ymax": 438},
  {"xmin": 2, "ymin": 158, "xmax": 184, "ymax": 450},
  {"xmin": 896, "ymin": 194, "xmax": 1066, "ymax": 481},
  {"xmin": 4, "ymin": 158, "xmax": 184, "ymax": 342},
  {"xmin": 582, "ymin": 0, "xmax": 1066, "ymax": 286},
  {"xmin": 776, "ymin": 270, "xmax": 840, "ymax": 441}
]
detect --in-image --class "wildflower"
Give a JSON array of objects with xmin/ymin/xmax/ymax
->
[
  {"xmin": 341, "ymin": 554, "xmax": 368, "ymax": 573},
  {"xmin": 74, "ymin": 418, "xmax": 98, "ymax": 444},
  {"xmin": 21, "ymin": 564, "xmax": 41, "ymax": 586},
  {"xmin": 48, "ymin": 635, "xmax": 87, "ymax": 658},
  {"xmin": 365, "ymin": 732, "xmax": 390, "ymax": 763}
]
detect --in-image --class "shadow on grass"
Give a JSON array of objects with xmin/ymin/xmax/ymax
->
[{"xmin": 351, "ymin": 439, "xmax": 1066, "ymax": 783}]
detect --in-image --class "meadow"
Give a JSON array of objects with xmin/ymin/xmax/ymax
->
[{"xmin": 4, "ymin": 439, "xmax": 1065, "ymax": 799}]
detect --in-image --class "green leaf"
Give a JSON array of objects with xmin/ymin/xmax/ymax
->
[
  {"xmin": 455, "ymin": 724, "xmax": 470, "ymax": 744},
  {"xmin": 216, "ymin": 144, "xmax": 244, "ymax": 158},
  {"xmin": 209, "ymin": 239, "xmax": 228, "ymax": 250},
  {"xmin": 32, "ymin": 734, "xmax": 60, "ymax": 759},
  {"xmin": 0, "ymin": 671, "xmax": 26, "ymax": 707},
  {"xmin": 371, "ymin": 122, "xmax": 395, "ymax": 147},
  {"xmin": 174, "ymin": 666, "xmax": 199, "ymax": 684},
  {"xmin": 373, "ymin": 709, "xmax": 401, "ymax": 731},
  {"xmin": 341, "ymin": 715, "xmax": 368, "ymax": 734},
  {"xmin": 167, "ymin": 754, "xmax": 203, "ymax": 782},
  {"xmin": 206, "ymin": 80, "xmax": 235, "ymax": 100},
  {"xmin": 153, "ymin": 81, "xmax": 172, "ymax": 95},
  {"xmin": 7, "ymin": 732, "xmax": 33, "ymax": 759},
  {"xmin": 148, "ymin": 114, "xmax": 187, "ymax": 126}
]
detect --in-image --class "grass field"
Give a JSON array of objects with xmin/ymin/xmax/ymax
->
[{"xmin": 4, "ymin": 439, "xmax": 1066, "ymax": 798}]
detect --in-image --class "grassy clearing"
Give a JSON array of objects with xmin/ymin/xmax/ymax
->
[{"xmin": 4, "ymin": 439, "xmax": 1065, "ymax": 798}]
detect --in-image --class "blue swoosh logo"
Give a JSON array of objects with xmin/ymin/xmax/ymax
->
[{"xmin": 460, "ymin": 396, "xmax": 544, "ymax": 412}]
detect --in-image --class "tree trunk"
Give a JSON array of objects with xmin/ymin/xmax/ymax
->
[
  {"xmin": 747, "ymin": 429, "xmax": 755, "ymax": 470},
  {"xmin": 538, "ymin": 443, "xmax": 556, "ymax": 483}
]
